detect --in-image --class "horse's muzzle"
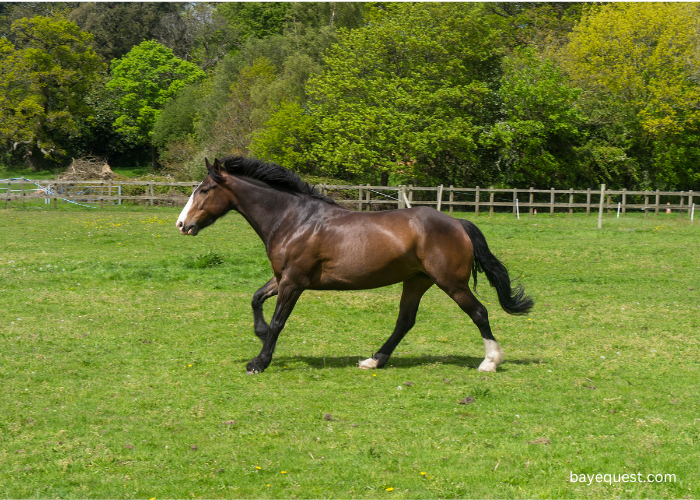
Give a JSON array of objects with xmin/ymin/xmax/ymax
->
[{"xmin": 178, "ymin": 221, "xmax": 199, "ymax": 236}]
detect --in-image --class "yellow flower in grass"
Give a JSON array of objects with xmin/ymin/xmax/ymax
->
[
  {"xmin": 386, "ymin": 487, "xmax": 394, "ymax": 491},
  {"xmin": 281, "ymin": 471, "xmax": 287, "ymax": 474},
  {"xmin": 255, "ymin": 466, "xmax": 261, "ymax": 470},
  {"xmin": 420, "ymin": 472, "xmax": 426, "ymax": 476}
]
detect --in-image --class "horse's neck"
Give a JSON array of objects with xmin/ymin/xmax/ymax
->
[{"xmin": 230, "ymin": 178, "xmax": 302, "ymax": 245}]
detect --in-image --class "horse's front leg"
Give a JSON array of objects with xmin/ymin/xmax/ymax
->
[
  {"xmin": 251, "ymin": 277, "xmax": 278, "ymax": 343},
  {"xmin": 246, "ymin": 282, "xmax": 302, "ymax": 374}
]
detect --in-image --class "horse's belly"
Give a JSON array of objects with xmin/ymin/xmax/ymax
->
[{"xmin": 312, "ymin": 253, "xmax": 421, "ymax": 290}]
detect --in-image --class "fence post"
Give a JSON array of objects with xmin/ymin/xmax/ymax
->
[
  {"xmin": 489, "ymin": 186, "xmax": 494, "ymax": 218},
  {"xmin": 607, "ymin": 192, "xmax": 612, "ymax": 217},
  {"xmin": 644, "ymin": 193, "xmax": 649, "ymax": 219},
  {"xmin": 598, "ymin": 184, "xmax": 605, "ymax": 229},
  {"xmin": 475, "ymin": 186, "xmax": 480, "ymax": 216},
  {"xmin": 513, "ymin": 188, "xmax": 517, "ymax": 217},
  {"xmin": 149, "ymin": 182, "xmax": 154, "ymax": 207},
  {"xmin": 398, "ymin": 185, "xmax": 405, "ymax": 209},
  {"xmin": 365, "ymin": 184, "xmax": 370, "ymax": 211},
  {"xmin": 53, "ymin": 196, "xmax": 57, "ymax": 209},
  {"xmin": 688, "ymin": 190, "xmax": 693, "ymax": 218},
  {"xmin": 437, "ymin": 184, "xmax": 443, "ymax": 212},
  {"xmin": 655, "ymin": 190, "xmax": 660, "ymax": 216},
  {"xmin": 358, "ymin": 185, "xmax": 363, "ymax": 211},
  {"xmin": 550, "ymin": 187, "xmax": 555, "ymax": 216},
  {"xmin": 679, "ymin": 192, "xmax": 684, "ymax": 220},
  {"xmin": 622, "ymin": 188, "xmax": 627, "ymax": 216},
  {"xmin": 20, "ymin": 179, "xmax": 25, "ymax": 205},
  {"xmin": 586, "ymin": 188, "xmax": 591, "ymax": 216},
  {"xmin": 100, "ymin": 181, "xmax": 104, "ymax": 210},
  {"xmin": 569, "ymin": 188, "xmax": 574, "ymax": 218},
  {"xmin": 449, "ymin": 185, "xmax": 454, "ymax": 216},
  {"xmin": 529, "ymin": 187, "xmax": 534, "ymax": 217},
  {"xmin": 118, "ymin": 184, "xmax": 122, "ymax": 205},
  {"xmin": 408, "ymin": 184, "xmax": 414, "ymax": 206},
  {"xmin": 5, "ymin": 180, "xmax": 11, "ymax": 209}
]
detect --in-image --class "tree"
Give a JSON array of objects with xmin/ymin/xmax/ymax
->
[
  {"xmin": 566, "ymin": 3, "xmax": 700, "ymax": 188},
  {"xmin": 217, "ymin": 2, "xmax": 290, "ymax": 41},
  {"xmin": 486, "ymin": 3, "xmax": 584, "ymax": 53},
  {"xmin": 158, "ymin": 2, "xmax": 368, "ymax": 176},
  {"xmin": 481, "ymin": 49, "xmax": 584, "ymax": 187},
  {"xmin": 151, "ymin": 3, "xmax": 244, "ymax": 71},
  {"xmin": 303, "ymin": 3, "xmax": 503, "ymax": 185},
  {"xmin": 68, "ymin": 2, "xmax": 182, "ymax": 63},
  {"xmin": 250, "ymin": 100, "xmax": 315, "ymax": 171},
  {"xmin": 0, "ymin": 15, "xmax": 104, "ymax": 169},
  {"xmin": 568, "ymin": 3, "xmax": 700, "ymax": 135},
  {"xmin": 106, "ymin": 40, "xmax": 205, "ymax": 168},
  {"xmin": 0, "ymin": 2, "xmax": 75, "ymax": 40}
]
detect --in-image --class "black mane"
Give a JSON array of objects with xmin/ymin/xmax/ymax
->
[{"xmin": 216, "ymin": 156, "xmax": 336, "ymax": 205}]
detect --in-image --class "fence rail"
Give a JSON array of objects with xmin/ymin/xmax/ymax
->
[{"xmin": 1, "ymin": 178, "xmax": 696, "ymax": 221}]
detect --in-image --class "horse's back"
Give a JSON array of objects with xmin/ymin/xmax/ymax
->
[{"xmin": 296, "ymin": 206, "xmax": 472, "ymax": 289}]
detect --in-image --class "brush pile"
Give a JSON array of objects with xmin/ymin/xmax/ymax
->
[{"xmin": 60, "ymin": 157, "xmax": 114, "ymax": 181}]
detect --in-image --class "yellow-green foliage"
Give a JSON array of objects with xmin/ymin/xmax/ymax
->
[
  {"xmin": 0, "ymin": 16, "xmax": 104, "ymax": 160},
  {"xmin": 567, "ymin": 3, "xmax": 700, "ymax": 136}
]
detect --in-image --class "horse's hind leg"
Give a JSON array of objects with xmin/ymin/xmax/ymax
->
[
  {"xmin": 359, "ymin": 273, "xmax": 434, "ymax": 369},
  {"xmin": 251, "ymin": 277, "xmax": 278, "ymax": 343},
  {"xmin": 443, "ymin": 285, "xmax": 503, "ymax": 372}
]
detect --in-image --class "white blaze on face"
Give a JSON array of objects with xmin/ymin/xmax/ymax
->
[{"xmin": 176, "ymin": 183, "xmax": 201, "ymax": 232}]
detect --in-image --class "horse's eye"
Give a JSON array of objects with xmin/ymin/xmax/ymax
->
[{"xmin": 200, "ymin": 188, "xmax": 209, "ymax": 195}]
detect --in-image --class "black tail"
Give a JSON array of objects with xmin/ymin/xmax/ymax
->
[{"xmin": 459, "ymin": 219, "xmax": 534, "ymax": 315}]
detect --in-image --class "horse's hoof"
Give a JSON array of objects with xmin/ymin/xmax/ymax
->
[
  {"xmin": 477, "ymin": 359, "xmax": 498, "ymax": 373},
  {"xmin": 358, "ymin": 357, "xmax": 379, "ymax": 369}
]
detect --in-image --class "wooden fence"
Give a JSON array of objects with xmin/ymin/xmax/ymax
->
[{"xmin": 1, "ymin": 178, "xmax": 697, "ymax": 221}]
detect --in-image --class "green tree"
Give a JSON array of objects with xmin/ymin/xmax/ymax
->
[
  {"xmin": 106, "ymin": 40, "xmax": 205, "ymax": 168},
  {"xmin": 217, "ymin": 2, "xmax": 290, "ymax": 41},
  {"xmin": 0, "ymin": 2, "xmax": 75, "ymax": 39},
  {"xmin": 486, "ymin": 3, "xmax": 584, "ymax": 53},
  {"xmin": 68, "ymin": 2, "xmax": 182, "ymax": 63},
  {"xmin": 566, "ymin": 2, "xmax": 700, "ymax": 188},
  {"xmin": 0, "ymin": 15, "xmax": 104, "ymax": 169},
  {"xmin": 303, "ymin": 3, "xmax": 502, "ymax": 185},
  {"xmin": 482, "ymin": 49, "xmax": 584, "ymax": 187},
  {"xmin": 151, "ymin": 83, "xmax": 201, "ymax": 149},
  {"xmin": 568, "ymin": 3, "xmax": 700, "ymax": 136},
  {"xmin": 250, "ymin": 100, "xmax": 315, "ymax": 171},
  {"xmin": 159, "ymin": 2, "xmax": 367, "ymax": 177}
]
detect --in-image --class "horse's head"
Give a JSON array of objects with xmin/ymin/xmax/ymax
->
[{"xmin": 176, "ymin": 158, "xmax": 231, "ymax": 236}]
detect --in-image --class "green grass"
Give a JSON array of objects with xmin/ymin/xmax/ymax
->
[
  {"xmin": 110, "ymin": 165, "xmax": 152, "ymax": 178},
  {"xmin": 0, "ymin": 163, "xmax": 152, "ymax": 182},
  {"xmin": 1, "ymin": 205, "xmax": 699, "ymax": 498},
  {"xmin": 0, "ymin": 166, "xmax": 60, "ymax": 181}
]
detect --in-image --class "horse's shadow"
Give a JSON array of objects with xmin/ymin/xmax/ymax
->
[{"xmin": 270, "ymin": 354, "xmax": 543, "ymax": 371}]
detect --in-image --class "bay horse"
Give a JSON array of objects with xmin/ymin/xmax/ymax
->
[{"xmin": 176, "ymin": 156, "xmax": 533, "ymax": 374}]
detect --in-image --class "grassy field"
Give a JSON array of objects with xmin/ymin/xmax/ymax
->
[
  {"xmin": 1, "ymin": 203, "xmax": 699, "ymax": 499},
  {"xmin": 1, "ymin": 164, "xmax": 151, "ymax": 181}
]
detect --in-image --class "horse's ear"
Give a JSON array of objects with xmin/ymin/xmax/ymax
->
[
  {"xmin": 205, "ymin": 158, "xmax": 212, "ymax": 170},
  {"xmin": 213, "ymin": 158, "xmax": 222, "ymax": 174}
]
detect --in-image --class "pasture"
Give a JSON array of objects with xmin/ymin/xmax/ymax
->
[{"xmin": 1, "ymin": 205, "xmax": 698, "ymax": 498}]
